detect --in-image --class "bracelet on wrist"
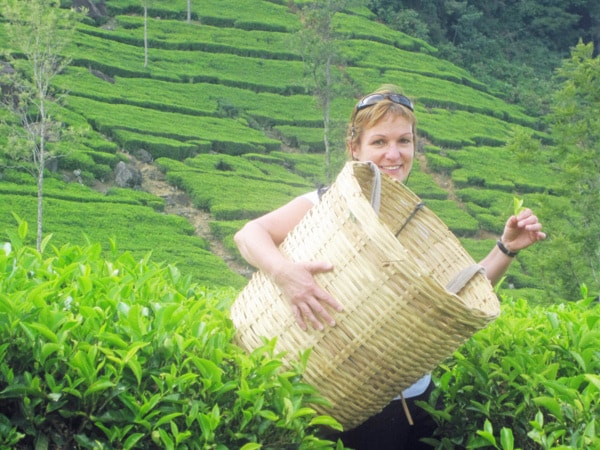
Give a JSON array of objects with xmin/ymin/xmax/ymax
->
[{"xmin": 497, "ymin": 239, "xmax": 518, "ymax": 257}]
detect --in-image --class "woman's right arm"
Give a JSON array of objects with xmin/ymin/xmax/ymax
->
[{"xmin": 234, "ymin": 197, "xmax": 343, "ymax": 331}]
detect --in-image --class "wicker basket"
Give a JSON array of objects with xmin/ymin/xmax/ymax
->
[{"xmin": 231, "ymin": 161, "xmax": 499, "ymax": 430}]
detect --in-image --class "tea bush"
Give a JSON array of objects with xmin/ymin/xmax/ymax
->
[
  {"xmin": 0, "ymin": 223, "xmax": 343, "ymax": 449},
  {"xmin": 341, "ymin": 40, "xmax": 475, "ymax": 85},
  {"xmin": 113, "ymin": 129, "xmax": 204, "ymax": 161},
  {"xmin": 424, "ymin": 199, "xmax": 480, "ymax": 237},
  {"xmin": 422, "ymin": 292, "xmax": 600, "ymax": 449},
  {"xmin": 156, "ymin": 156, "xmax": 313, "ymax": 220},
  {"xmin": 333, "ymin": 12, "xmax": 435, "ymax": 53},
  {"xmin": 450, "ymin": 146, "xmax": 556, "ymax": 194},
  {"xmin": 100, "ymin": 16, "xmax": 298, "ymax": 56},
  {"xmin": 66, "ymin": 96, "xmax": 280, "ymax": 154},
  {"xmin": 103, "ymin": 0, "xmax": 299, "ymax": 32}
]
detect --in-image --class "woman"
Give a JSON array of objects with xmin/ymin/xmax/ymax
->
[{"xmin": 234, "ymin": 86, "xmax": 546, "ymax": 449}]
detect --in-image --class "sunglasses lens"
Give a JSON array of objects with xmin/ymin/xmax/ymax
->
[
  {"xmin": 390, "ymin": 94, "xmax": 414, "ymax": 111},
  {"xmin": 356, "ymin": 94, "xmax": 414, "ymax": 112}
]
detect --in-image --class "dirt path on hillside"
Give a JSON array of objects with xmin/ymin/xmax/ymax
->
[
  {"xmin": 134, "ymin": 159, "xmax": 252, "ymax": 277},
  {"xmin": 416, "ymin": 152, "xmax": 457, "ymax": 201}
]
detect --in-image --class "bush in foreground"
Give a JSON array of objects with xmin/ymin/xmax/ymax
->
[
  {"xmin": 0, "ymin": 222, "xmax": 342, "ymax": 449},
  {"xmin": 423, "ymin": 291, "xmax": 600, "ymax": 449}
]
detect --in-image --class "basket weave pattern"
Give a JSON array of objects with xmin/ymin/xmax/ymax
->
[{"xmin": 231, "ymin": 162, "xmax": 499, "ymax": 430}]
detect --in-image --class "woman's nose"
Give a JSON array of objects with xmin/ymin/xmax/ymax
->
[{"xmin": 385, "ymin": 143, "xmax": 402, "ymax": 159}]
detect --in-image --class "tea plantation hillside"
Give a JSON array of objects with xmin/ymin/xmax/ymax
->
[{"xmin": 0, "ymin": 0, "xmax": 558, "ymax": 295}]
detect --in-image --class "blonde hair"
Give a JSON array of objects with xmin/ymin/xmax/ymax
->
[{"xmin": 346, "ymin": 85, "xmax": 417, "ymax": 158}]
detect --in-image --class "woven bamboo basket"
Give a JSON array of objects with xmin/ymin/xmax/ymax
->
[{"xmin": 231, "ymin": 161, "xmax": 499, "ymax": 430}]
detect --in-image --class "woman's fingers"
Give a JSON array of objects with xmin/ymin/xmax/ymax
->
[
  {"xmin": 280, "ymin": 260, "xmax": 343, "ymax": 331},
  {"xmin": 293, "ymin": 295, "xmax": 340, "ymax": 331},
  {"xmin": 292, "ymin": 304, "xmax": 308, "ymax": 331}
]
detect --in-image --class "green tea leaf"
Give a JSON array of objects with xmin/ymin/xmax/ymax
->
[
  {"xmin": 291, "ymin": 407, "xmax": 316, "ymax": 419},
  {"xmin": 240, "ymin": 444, "xmax": 262, "ymax": 450},
  {"xmin": 533, "ymin": 396, "xmax": 564, "ymax": 421},
  {"xmin": 513, "ymin": 197, "xmax": 525, "ymax": 216},
  {"xmin": 257, "ymin": 410, "xmax": 279, "ymax": 421},
  {"xmin": 40, "ymin": 343, "xmax": 61, "ymax": 365},
  {"xmin": 500, "ymin": 427, "xmax": 514, "ymax": 450},
  {"xmin": 23, "ymin": 322, "xmax": 58, "ymax": 343},
  {"xmin": 17, "ymin": 215, "xmax": 28, "ymax": 241},
  {"xmin": 585, "ymin": 374, "xmax": 600, "ymax": 392},
  {"xmin": 474, "ymin": 430, "xmax": 497, "ymax": 447},
  {"xmin": 84, "ymin": 380, "xmax": 115, "ymax": 397},
  {"xmin": 154, "ymin": 412, "xmax": 184, "ymax": 428},
  {"xmin": 123, "ymin": 433, "xmax": 145, "ymax": 450},
  {"xmin": 308, "ymin": 415, "xmax": 343, "ymax": 431}
]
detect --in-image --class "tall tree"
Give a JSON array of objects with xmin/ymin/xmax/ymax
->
[
  {"xmin": 0, "ymin": 0, "xmax": 83, "ymax": 251},
  {"xmin": 549, "ymin": 41, "xmax": 600, "ymax": 296},
  {"xmin": 294, "ymin": 0, "xmax": 367, "ymax": 183}
]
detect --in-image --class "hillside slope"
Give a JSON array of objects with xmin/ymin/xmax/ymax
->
[{"xmin": 0, "ymin": 0, "xmax": 557, "ymax": 293}]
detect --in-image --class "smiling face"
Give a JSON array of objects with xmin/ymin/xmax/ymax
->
[
  {"xmin": 346, "ymin": 88, "xmax": 417, "ymax": 183},
  {"xmin": 351, "ymin": 113, "xmax": 415, "ymax": 182}
]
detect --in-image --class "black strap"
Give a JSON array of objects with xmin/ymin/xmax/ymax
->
[{"xmin": 317, "ymin": 185, "xmax": 330, "ymax": 200}]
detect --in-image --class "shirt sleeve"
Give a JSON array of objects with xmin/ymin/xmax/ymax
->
[{"xmin": 300, "ymin": 190, "xmax": 319, "ymax": 205}]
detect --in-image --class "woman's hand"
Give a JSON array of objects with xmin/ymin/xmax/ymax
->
[
  {"xmin": 500, "ymin": 208, "xmax": 546, "ymax": 252},
  {"xmin": 273, "ymin": 260, "xmax": 343, "ymax": 331}
]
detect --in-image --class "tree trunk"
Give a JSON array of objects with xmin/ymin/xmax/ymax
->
[
  {"xmin": 36, "ymin": 152, "xmax": 44, "ymax": 252},
  {"xmin": 36, "ymin": 100, "xmax": 46, "ymax": 252},
  {"xmin": 143, "ymin": 4, "xmax": 149, "ymax": 67},
  {"xmin": 187, "ymin": 0, "xmax": 192, "ymax": 23}
]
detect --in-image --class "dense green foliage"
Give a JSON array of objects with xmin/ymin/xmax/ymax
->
[
  {"xmin": 2, "ymin": 229, "xmax": 599, "ymax": 449},
  {"xmin": 422, "ymin": 291, "xmax": 600, "ymax": 449},
  {"xmin": 540, "ymin": 42, "xmax": 600, "ymax": 299},
  {"xmin": 0, "ymin": 226, "xmax": 343, "ymax": 449},
  {"xmin": 367, "ymin": 0, "xmax": 600, "ymax": 114}
]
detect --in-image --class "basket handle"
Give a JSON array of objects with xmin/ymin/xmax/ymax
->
[
  {"xmin": 366, "ymin": 161, "xmax": 382, "ymax": 215},
  {"xmin": 446, "ymin": 264, "xmax": 485, "ymax": 294},
  {"xmin": 364, "ymin": 161, "xmax": 425, "ymax": 234}
]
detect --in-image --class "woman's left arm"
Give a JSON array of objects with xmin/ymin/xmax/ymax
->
[{"xmin": 479, "ymin": 208, "xmax": 546, "ymax": 285}]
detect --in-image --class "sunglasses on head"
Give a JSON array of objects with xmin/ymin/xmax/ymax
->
[{"xmin": 355, "ymin": 93, "xmax": 414, "ymax": 113}]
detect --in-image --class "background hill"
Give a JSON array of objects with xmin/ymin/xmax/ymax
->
[{"xmin": 0, "ymin": 0, "xmax": 560, "ymax": 299}]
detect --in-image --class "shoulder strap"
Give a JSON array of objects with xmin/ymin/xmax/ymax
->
[{"xmin": 317, "ymin": 185, "xmax": 330, "ymax": 200}]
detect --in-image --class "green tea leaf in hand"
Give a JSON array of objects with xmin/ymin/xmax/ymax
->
[{"xmin": 513, "ymin": 197, "xmax": 525, "ymax": 216}]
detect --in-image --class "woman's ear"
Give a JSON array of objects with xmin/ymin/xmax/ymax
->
[{"xmin": 350, "ymin": 143, "xmax": 360, "ymax": 161}]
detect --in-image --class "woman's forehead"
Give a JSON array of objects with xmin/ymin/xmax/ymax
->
[{"xmin": 365, "ymin": 114, "xmax": 413, "ymax": 132}]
